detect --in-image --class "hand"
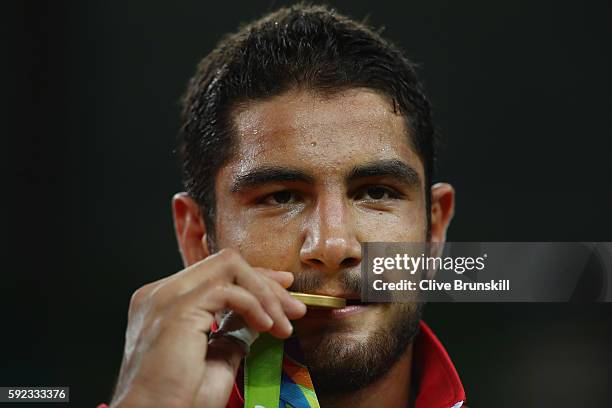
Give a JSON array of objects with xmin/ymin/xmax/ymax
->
[{"xmin": 110, "ymin": 248, "xmax": 306, "ymax": 408}]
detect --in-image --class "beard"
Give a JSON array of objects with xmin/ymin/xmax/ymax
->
[{"xmin": 298, "ymin": 301, "xmax": 423, "ymax": 397}]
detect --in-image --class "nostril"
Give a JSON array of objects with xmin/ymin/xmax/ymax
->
[
  {"xmin": 310, "ymin": 259, "xmax": 324, "ymax": 266},
  {"xmin": 341, "ymin": 257, "xmax": 360, "ymax": 268}
]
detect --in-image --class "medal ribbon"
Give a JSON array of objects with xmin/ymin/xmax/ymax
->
[{"xmin": 244, "ymin": 334, "xmax": 320, "ymax": 408}]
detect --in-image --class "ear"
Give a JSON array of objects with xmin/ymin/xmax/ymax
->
[
  {"xmin": 172, "ymin": 193, "xmax": 211, "ymax": 267},
  {"xmin": 430, "ymin": 182, "xmax": 455, "ymax": 244}
]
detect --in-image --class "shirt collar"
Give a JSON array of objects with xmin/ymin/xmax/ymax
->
[{"xmin": 413, "ymin": 320, "xmax": 466, "ymax": 408}]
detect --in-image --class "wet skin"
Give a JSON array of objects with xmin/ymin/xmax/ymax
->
[
  {"xmin": 110, "ymin": 87, "xmax": 454, "ymax": 408},
  {"xmin": 211, "ymin": 88, "xmax": 454, "ymax": 400}
]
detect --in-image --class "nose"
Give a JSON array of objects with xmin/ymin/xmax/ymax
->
[{"xmin": 300, "ymin": 192, "xmax": 362, "ymax": 272}]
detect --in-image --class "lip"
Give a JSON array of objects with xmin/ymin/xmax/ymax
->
[
  {"xmin": 304, "ymin": 304, "xmax": 370, "ymax": 320},
  {"xmin": 296, "ymin": 291, "xmax": 369, "ymax": 319}
]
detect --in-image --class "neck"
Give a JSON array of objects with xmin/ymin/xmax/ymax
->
[{"xmin": 318, "ymin": 343, "xmax": 413, "ymax": 408}]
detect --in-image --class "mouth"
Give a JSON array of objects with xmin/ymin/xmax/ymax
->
[
  {"xmin": 344, "ymin": 298, "xmax": 365, "ymax": 306},
  {"xmin": 289, "ymin": 292, "xmax": 348, "ymax": 309},
  {"xmin": 302, "ymin": 294, "xmax": 372, "ymax": 319}
]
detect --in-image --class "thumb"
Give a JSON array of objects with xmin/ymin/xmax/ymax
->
[
  {"xmin": 194, "ymin": 312, "xmax": 258, "ymax": 407},
  {"xmin": 194, "ymin": 336, "xmax": 246, "ymax": 408}
]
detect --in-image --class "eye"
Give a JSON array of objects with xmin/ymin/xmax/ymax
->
[
  {"xmin": 260, "ymin": 190, "xmax": 298, "ymax": 205},
  {"xmin": 366, "ymin": 187, "xmax": 387, "ymax": 200},
  {"xmin": 355, "ymin": 186, "xmax": 401, "ymax": 201}
]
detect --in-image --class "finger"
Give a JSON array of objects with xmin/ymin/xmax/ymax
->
[
  {"xmin": 127, "ymin": 276, "xmax": 175, "ymax": 319},
  {"xmin": 209, "ymin": 254, "xmax": 292, "ymax": 338},
  {"xmin": 256, "ymin": 268, "xmax": 294, "ymax": 288},
  {"xmin": 261, "ymin": 275, "xmax": 306, "ymax": 320},
  {"xmin": 206, "ymin": 335, "xmax": 245, "ymax": 375},
  {"xmin": 170, "ymin": 283, "xmax": 275, "ymax": 334},
  {"xmin": 210, "ymin": 282, "xmax": 291, "ymax": 339},
  {"xmin": 193, "ymin": 336, "xmax": 246, "ymax": 408},
  {"xmin": 149, "ymin": 250, "xmax": 278, "ymax": 312},
  {"xmin": 121, "ymin": 285, "xmax": 268, "ymax": 408},
  {"xmin": 145, "ymin": 250, "xmax": 242, "ymax": 307},
  {"xmin": 183, "ymin": 279, "xmax": 293, "ymax": 339},
  {"xmin": 150, "ymin": 249, "xmax": 293, "ymax": 337}
]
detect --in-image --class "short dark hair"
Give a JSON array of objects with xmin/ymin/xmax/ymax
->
[{"xmin": 180, "ymin": 3, "xmax": 436, "ymax": 244}]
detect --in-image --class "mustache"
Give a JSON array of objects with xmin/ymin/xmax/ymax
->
[{"xmin": 288, "ymin": 269, "xmax": 362, "ymax": 295}]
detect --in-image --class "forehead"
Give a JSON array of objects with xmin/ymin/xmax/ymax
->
[{"xmin": 227, "ymin": 88, "xmax": 424, "ymax": 178}]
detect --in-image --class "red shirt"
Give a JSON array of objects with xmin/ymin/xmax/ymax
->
[{"xmin": 99, "ymin": 320, "xmax": 466, "ymax": 408}]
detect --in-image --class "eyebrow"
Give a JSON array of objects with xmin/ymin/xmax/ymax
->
[
  {"xmin": 230, "ymin": 166, "xmax": 315, "ymax": 193},
  {"xmin": 346, "ymin": 159, "xmax": 422, "ymax": 189},
  {"xmin": 230, "ymin": 159, "xmax": 422, "ymax": 194}
]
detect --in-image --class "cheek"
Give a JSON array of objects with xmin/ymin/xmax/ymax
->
[
  {"xmin": 216, "ymin": 210, "xmax": 303, "ymax": 270},
  {"xmin": 353, "ymin": 202, "xmax": 427, "ymax": 242}
]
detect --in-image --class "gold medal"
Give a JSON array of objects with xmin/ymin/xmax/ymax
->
[{"xmin": 289, "ymin": 292, "xmax": 346, "ymax": 309}]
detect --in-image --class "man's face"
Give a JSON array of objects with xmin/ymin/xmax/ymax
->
[{"xmin": 213, "ymin": 88, "xmax": 427, "ymax": 393}]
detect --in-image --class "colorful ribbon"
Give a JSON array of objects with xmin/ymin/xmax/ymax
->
[{"xmin": 244, "ymin": 334, "xmax": 320, "ymax": 408}]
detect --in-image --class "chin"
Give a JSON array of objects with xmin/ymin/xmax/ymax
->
[{"xmin": 298, "ymin": 302, "xmax": 423, "ymax": 396}]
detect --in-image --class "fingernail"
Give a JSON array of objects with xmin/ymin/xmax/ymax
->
[
  {"xmin": 280, "ymin": 271, "xmax": 294, "ymax": 280},
  {"xmin": 263, "ymin": 314, "xmax": 274, "ymax": 328},
  {"xmin": 290, "ymin": 295, "xmax": 305, "ymax": 308}
]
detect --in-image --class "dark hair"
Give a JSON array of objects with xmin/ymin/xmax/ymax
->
[{"xmin": 180, "ymin": 3, "xmax": 436, "ymax": 244}]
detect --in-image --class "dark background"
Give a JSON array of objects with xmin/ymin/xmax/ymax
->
[{"xmin": 4, "ymin": 0, "xmax": 612, "ymax": 406}]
